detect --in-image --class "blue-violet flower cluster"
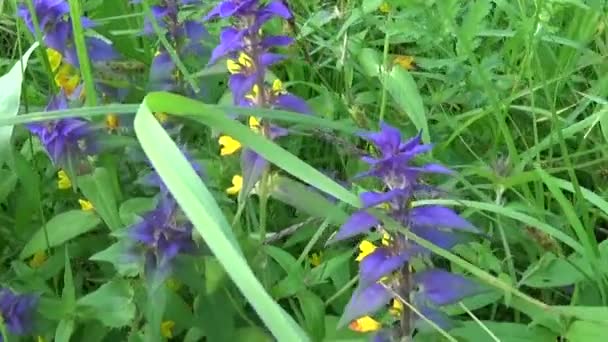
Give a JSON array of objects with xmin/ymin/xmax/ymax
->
[
  {"xmin": 27, "ymin": 91, "xmax": 96, "ymax": 170},
  {"xmin": 139, "ymin": 0, "xmax": 207, "ymax": 92},
  {"xmin": 0, "ymin": 288, "xmax": 38, "ymax": 340},
  {"xmin": 333, "ymin": 123, "xmax": 484, "ymax": 338},
  {"xmin": 18, "ymin": 0, "xmax": 117, "ymax": 68},
  {"xmin": 205, "ymin": 0, "xmax": 311, "ymax": 197}
]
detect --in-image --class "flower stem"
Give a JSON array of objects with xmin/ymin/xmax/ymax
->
[{"xmin": 258, "ymin": 169, "xmax": 270, "ymax": 244}]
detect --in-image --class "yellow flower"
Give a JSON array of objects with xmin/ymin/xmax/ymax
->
[
  {"xmin": 218, "ymin": 135, "xmax": 242, "ymax": 156},
  {"xmin": 106, "ymin": 114, "xmax": 119, "ymax": 130},
  {"xmin": 390, "ymin": 298, "xmax": 403, "ymax": 316},
  {"xmin": 155, "ymin": 112, "xmax": 170, "ymax": 123},
  {"xmin": 393, "ymin": 55, "xmax": 415, "ymax": 70},
  {"xmin": 246, "ymin": 84, "xmax": 260, "ymax": 102},
  {"xmin": 79, "ymin": 199, "xmax": 94, "ymax": 211},
  {"xmin": 46, "ymin": 48, "xmax": 62, "ymax": 72},
  {"xmin": 226, "ymin": 52, "xmax": 253, "ymax": 74},
  {"xmin": 379, "ymin": 2, "xmax": 391, "ymax": 14},
  {"xmin": 29, "ymin": 250, "xmax": 48, "ymax": 268},
  {"xmin": 271, "ymin": 79, "xmax": 284, "ymax": 94},
  {"xmin": 249, "ymin": 116, "xmax": 261, "ymax": 132},
  {"xmin": 54, "ymin": 64, "xmax": 81, "ymax": 96},
  {"xmin": 310, "ymin": 252, "xmax": 322, "ymax": 267},
  {"xmin": 160, "ymin": 320, "xmax": 175, "ymax": 338},
  {"xmin": 355, "ymin": 240, "xmax": 377, "ymax": 262},
  {"xmin": 57, "ymin": 170, "xmax": 72, "ymax": 189},
  {"xmin": 226, "ymin": 175, "xmax": 243, "ymax": 195},
  {"xmin": 381, "ymin": 232, "xmax": 391, "ymax": 246},
  {"xmin": 349, "ymin": 316, "xmax": 381, "ymax": 332},
  {"xmin": 166, "ymin": 278, "xmax": 182, "ymax": 292}
]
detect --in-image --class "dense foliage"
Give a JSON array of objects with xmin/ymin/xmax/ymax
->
[{"xmin": 1, "ymin": 0, "xmax": 608, "ymax": 341}]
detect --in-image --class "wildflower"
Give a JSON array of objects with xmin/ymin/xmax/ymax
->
[
  {"xmin": 128, "ymin": 194, "xmax": 196, "ymax": 275},
  {"xmin": 53, "ymin": 64, "xmax": 81, "ymax": 96},
  {"xmin": 379, "ymin": 2, "xmax": 391, "ymax": 14},
  {"xmin": 218, "ymin": 135, "xmax": 242, "ymax": 156},
  {"xmin": 349, "ymin": 316, "xmax": 381, "ymax": 332},
  {"xmin": 29, "ymin": 251, "xmax": 48, "ymax": 268},
  {"xmin": 143, "ymin": 0, "xmax": 207, "ymax": 92},
  {"xmin": 333, "ymin": 122, "xmax": 484, "ymax": 335},
  {"xmin": 105, "ymin": 114, "xmax": 120, "ymax": 131},
  {"xmin": 78, "ymin": 199, "xmax": 94, "ymax": 211},
  {"xmin": 0, "ymin": 288, "xmax": 38, "ymax": 338},
  {"xmin": 27, "ymin": 92, "xmax": 96, "ymax": 168},
  {"xmin": 165, "ymin": 278, "xmax": 182, "ymax": 292},
  {"xmin": 18, "ymin": 0, "xmax": 117, "ymax": 68},
  {"xmin": 393, "ymin": 55, "xmax": 415, "ymax": 70},
  {"xmin": 46, "ymin": 48, "xmax": 62, "ymax": 71},
  {"xmin": 160, "ymin": 320, "xmax": 175, "ymax": 338},
  {"xmin": 206, "ymin": 0, "xmax": 311, "ymax": 197},
  {"xmin": 309, "ymin": 252, "xmax": 322, "ymax": 267},
  {"xmin": 57, "ymin": 169, "xmax": 72, "ymax": 189},
  {"xmin": 226, "ymin": 175, "xmax": 243, "ymax": 195}
]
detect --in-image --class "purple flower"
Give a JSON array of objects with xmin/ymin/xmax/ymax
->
[
  {"xmin": 334, "ymin": 122, "xmax": 483, "ymax": 335},
  {"xmin": 128, "ymin": 194, "xmax": 196, "ymax": 276},
  {"xmin": 27, "ymin": 92, "xmax": 96, "ymax": 167},
  {"xmin": 206, "ymin": 0, "xmax": 312, "ymax": 196},
  {"xmin": 0, "ymin": 288, "xmax": 38, "ymax": 338},
  {"xmin": 18, "ymin": 1, "xmax": 118, "ymax": 67}
]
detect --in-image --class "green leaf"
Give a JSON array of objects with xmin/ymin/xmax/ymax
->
[
  {"xmin": 133, "ymin": 102, "xmax": 310, "ymax": 341},
  {"xmin": 90, "ymin": 241, "xmax": 139, "ymax": 277},
  {"xmin": 233, "ymin": 327, "xmax": 273, "ymax": 342},
  {"xmin": 118, "ymin": 197, "xmax": 156, "ymax": 226},
  {"xmin": 0, "ymin": 42, "xmax": 39, "ymax": 164},
  {"xmin": 0, "ymin": 169, "xmax": 17, "ymax": 203},
  {"xmin": 20, "ymin": 210, "xmax": 101, "ymax": 259},
  {"xmin": 55, "ymin": 319, "xmax": 75, "ymax": 342},
  {"xmin": 62, "ymin": 247, "xmax": 76, "ymax": 308},
  {"xmin": 383, "ymin": 67, "xmax": 430, "ymax": 143},
  {"xmin": 296, "ymin": 290, "xmax": 326, "ymax": 341},
  {"xmin": 362, "ymin": 0, "xmax": 384, "ymax": 13},
  {"xmin": 357, "ymin": 48, "xmax": 382, "ymax": 77},
  {"xmin": 554, "ymin": 306, "xmax": 608, "ymax": 323},
  {"xmin": 266, "ymin": 245, "xmax": 306, "ymax": 299},
  {"xmin": 78, "ymin": 168, "xmax": 123, "ymax": 231},
  {"xmin": 76, "ymin": 279, "xmax": 135, "ymax": 328},
  {"xmin": 451, "ymin": 321, "xmax": 557, "ymax": 342},
  {"xmin": 520, "ymin": 253, "xmax": 586, "ymax": 288},
  {"xmin": 269, "ymin": 175, "xmax": 349, "ymax": 224},
  {"xmin": 565, "ymin": 321, "xmax": 607, "ymax": 342}
]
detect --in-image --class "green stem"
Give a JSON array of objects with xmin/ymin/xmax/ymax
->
[
  {"xmin": 68, "ymin": 0, "xmax": 98, "ymax": 106},
  {"xmin": 258, "ymin": 170, "xmax": 270, "ymax": 244},
  {"xmin": 378, "ymin": 12, "xmax": 391, "ymax": 124}
]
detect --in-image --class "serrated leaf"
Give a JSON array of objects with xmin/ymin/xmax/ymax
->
[
  {"xmin": 0, "ymin": 42, "xmax": 39, "ymax": 164},
  {"xmin": 20, "ymin": 210, "xmax": 101, "ymax": 259}
]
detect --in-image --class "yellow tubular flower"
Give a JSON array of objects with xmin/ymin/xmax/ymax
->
[
  {"xmin": 248, "ymin": 116, "xmax": 261, "ymax": 132},
  {"xmin": 310, "ymin": 252, "xmax": 322, "ymax": 267},
  {"xmin": 393, "ymin": 55, "xmax": 415, "ymax": 70},
  {"xmin": 160, "ymin": 320, "xmax": 175, "ymax": 338},
  {"xmin": 246, "ymin": 84, "xmax": 260, "ymax": 102},
  {"xmin": 218, "ymin": 135, "xmax": 242, "ymax": 156},
  {"xmin": 355, "ymin": 240, "xmax": 377, "ymax": 262},
  {"xmin": 271, "ymin": 79, "xmax": 283, "ymax": 94},
  {"xmin": 79, "ymin": 199, "xmax": 95, "ymax": 211},
  {"xmin": 226, "ymin": 175, "xmax": 243, "ymax": 195},
  {"xmin": 381, "ymin": 232, "xmax": 391, "ymax": 246},
  {"xmin": 29, "ymin": 251, "xmax": 48, "ymax": 268},
  {"xmin": 226, "ymin": 59, "xmax": 242, "ymax": 74},
  {"xmin": 349, "ymin": 316, "xmax": 381, "ymax": 332},
  {"xmin": 155, "ymin": 112, "xmax": 169, "ymax": 123},
  {"xmin": 106, "ymin": 114, "xmax": 119, "ymax": 130},
  {"xmin": 390, "ymin": 298, "xmax": 404, "ymax": 316},
  {"xmin": 166, "ymin": 278, "xmax": 182, "ymax": 292},
  {"xmin": 379, "ymin": 2, "xmax": 391, "ymax": 14},
  {"xmin": 46, "ymin": 48, "xmax": 62, "ymax": 72},
  {"xmin": 57, "ymin": 170, "xmax": 72, "ymax": 189},
  {"xmin": 54, "ymin": 64, "xmax": 81, "ymax": 96}
]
